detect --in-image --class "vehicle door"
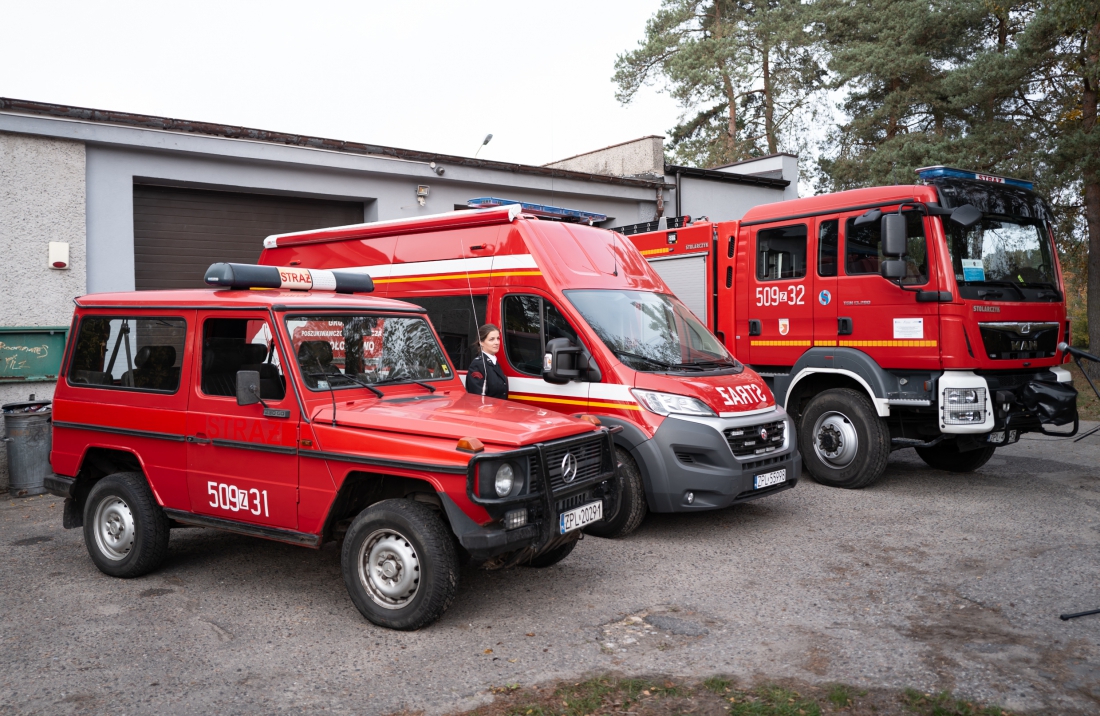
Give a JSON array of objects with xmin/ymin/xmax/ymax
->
[
  {"xmin": 744, "ymin": 223, "xmax": 813, "ymax": 367},
  {"xmin": 498, "ymin": 292, "xmax": 590, "ymax": 413},
  {"xmin": 185, "ymin": 312, "xmax": 300, "ymax": 529},
  {"xmin": 812, "ymin": 217, "xmax": 840, "ymax": 347},
  {"xmin": 834, "ymin": 210, "xmax": 941, "ymax": 369}
]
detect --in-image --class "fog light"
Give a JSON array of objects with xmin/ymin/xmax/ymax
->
[
  {"xmin": 504, "ymin": 508, "xmax": 527, "ymax": 529},
  {"xmin": 685, "ymin": 491, "xmax": 695, "ymax": 505},
  {"xmin": 947, "ymin": 410, "xmax": 984, "ymax": 423}
]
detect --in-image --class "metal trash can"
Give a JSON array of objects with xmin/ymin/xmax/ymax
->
[{"xmin": 2, "ymin": 399, "xmax": 52, "ymax": 498}]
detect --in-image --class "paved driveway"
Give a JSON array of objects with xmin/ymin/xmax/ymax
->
[{"xmin": 2, "ymin": 427, "xmax": 1098, "ymax": 715}]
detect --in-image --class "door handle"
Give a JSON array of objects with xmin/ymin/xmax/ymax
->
[
  {"xmin": 748, "ymin": 319, "xmax": 762, "ymax": 336},
  {"xmin": 838, "ymin": 317, "xmax": 853, "ymax": 336},
  {"xmin": 185, "ymin": 435, "xmax": 211, "ymax": 445}
]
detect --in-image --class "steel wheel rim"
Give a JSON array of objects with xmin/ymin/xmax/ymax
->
[
  {"xmin": 813, "ymin": 410, "xmax": 859, "ymax": 468},
  {"xmin": 358, "ymin": 529, "xmax": 421, "ymax": 610},
  {"xmin": 93, "ymin": 496, "xmax": 135, "ymax": 561}
]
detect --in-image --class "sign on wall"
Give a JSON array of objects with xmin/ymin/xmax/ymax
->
[{"xmin": 0, "ymin": 327, "xmax": 69, "ymax": 383}]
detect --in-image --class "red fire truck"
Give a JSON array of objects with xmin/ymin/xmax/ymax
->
[
  {"xmin": 44, "ymin": 264, "xmax": 619, "ymax": 630},
  {"xmin": 259, "ymin": 204, "xmax": 800, "ymax": 539},
  {"xmin": 621, "ymin": 167, "xmax": 1078, "ymax": 488}
]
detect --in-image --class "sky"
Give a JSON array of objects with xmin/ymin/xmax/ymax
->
[{"xmin": 0, "ymin": 0, "xmax": 684, "ymax": 167}]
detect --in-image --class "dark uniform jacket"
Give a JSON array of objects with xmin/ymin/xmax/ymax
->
[{"xmin": 465, "ymin": 353, "xmax": 509, "ymax": 399}]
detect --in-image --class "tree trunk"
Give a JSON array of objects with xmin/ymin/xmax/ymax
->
[
  {"xmin": 1085, "ymin": 22, "xmax": 1100, "ymax": 376},
  {"xmin": 886, "ymin": 78, "xmax": 901, "ymax": 140},
  {"xmin": 763, "ymin": 47, "xmax": 777, "ymax": 153},
  {"xmin": 713, "ymin": 2, "xmax": 740, "ymax": 161}
]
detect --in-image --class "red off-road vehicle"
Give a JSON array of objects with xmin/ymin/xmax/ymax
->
[{"xmin": 44, "ymin": 263, "xmax": 618, "ymax": 630}]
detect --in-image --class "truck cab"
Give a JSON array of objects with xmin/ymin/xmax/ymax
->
[
  {"xmin": 259, "ymin": 205, "xmax": 800, "ymax": 539},
  {"xmin": 624, "ymin": 167, "xmax": 1077, "ymax": 488},
  {"xmin": 45, "ymin": 263, "xmax": 618, "ymax": 630}
]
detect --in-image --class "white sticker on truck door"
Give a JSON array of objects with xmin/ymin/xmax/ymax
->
[{"xmin": 893, "ymin": 318, "xmax": 924, "ymax": 339}]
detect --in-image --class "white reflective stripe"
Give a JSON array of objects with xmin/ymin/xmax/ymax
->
[
  {"xmin": 590, "ymin": 382, "xmax": 636, "ymax": 402},
  {"xmin": 309, "ymin": 269, "xmax": 337, "ymax": 290},
  {"xmin": 508, "ymin": 376, "xmax": 589, "ymax": 399},
  {"xmin": 333, "ymin": 254, "xmax": 538, "ymax": 279}
]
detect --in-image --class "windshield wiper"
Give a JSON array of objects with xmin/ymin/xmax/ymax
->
[
  {"xmin": 680, "ymin": 358, "xmax": 742, "ymax": 370},
  {"xmin": 970, "ymin": 280, "xmax": 1026, "ymax": 299},
  {"xmin": 372, "ymin": 376, "xmax": 437, "ymax": 393},
  {"xmin": 612, "ymin": 350, "xmax": 701, "ymax": 372},
  {"xmin": 1019, "ymin": 281, "xmax": 1062, "ymax": 299},
  {"xmin": 308, "ymin": 371, "xmax": 384, "ymax": 398}
]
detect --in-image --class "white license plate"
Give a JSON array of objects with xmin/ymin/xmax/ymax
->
[
  {"xmin": 754, "ymin": 468, "xmax": 787, "ymax": 489},
  {"xmin": 559, "ymin": 500, "xmax": 603, "ymax": 534}
]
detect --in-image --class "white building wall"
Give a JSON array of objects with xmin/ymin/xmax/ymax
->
[{"xmin": 0, "ymin": 132, "xmax": 87, "ymax": 489}]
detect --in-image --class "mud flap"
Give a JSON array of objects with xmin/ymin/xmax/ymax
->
[{"xmin": 62, "ymin": 497, "xmax": 83, "ymax": 529}]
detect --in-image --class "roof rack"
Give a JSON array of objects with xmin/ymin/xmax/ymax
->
[
  {"xmin": 610, "ymin": 215, "xmax": 692, "ymax": 236},
  {"xmin": 466, "ymin": 197, "xmax": 607, "ymax": 225},
  {"xmin": 263, "ymin": 205, "xmax": 522, "ymax": 249}
]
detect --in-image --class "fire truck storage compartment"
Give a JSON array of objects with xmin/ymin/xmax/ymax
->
[
  {"xmin": 648, "ymin": 254, "xmax": 709, "ymax": 324},
  {"xmin": 133, "ymin": 185, "xmax": 365, "ymax": 290}
]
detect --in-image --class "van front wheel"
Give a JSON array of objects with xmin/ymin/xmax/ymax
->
[
  {"xmin": 798, "ymin": 388, "xmax": 889, "ymax": 489},
  {"xmin": 584, "ymin": 447, "xmax": 646, "ymax": 538}
]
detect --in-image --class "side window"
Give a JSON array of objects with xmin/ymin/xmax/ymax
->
[
  {"xmin": 502, "ymin": 295, "xmax": 583, "ymax": 376},
  {"xmin": 756, "ymin": 224, "xmax": 808, "ymax": 280},
  {"xmin": 404, "ymin": 295, "xmax": 487, "ymax": 369},
  {"xmin": 503, "ymin": 295, "xmax": 543, "ymax": 375},
  {"xmin": 200, "ymin": 318, "xmax": 286, "ymax": 400},
  {"xmin": 818, "ymin": 219, "xmax": 839, "ymax": 277},
  {"xmin": 68, "ymin": 316, "xmax": 186, "ymax": 393},
  {"xmin": 845, "ymin": 212, "xmax": 928, "ymax": 284}
]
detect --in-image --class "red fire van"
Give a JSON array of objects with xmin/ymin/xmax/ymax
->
[
  {"xmin": 259, "ymin": 205, "xmax": 800, "ymax": 538},
  {"xmin": 44, "ymin": 263, "xmax": 619, "ymax": 630},
  {"xmin": 621, "ymin": 167, "xmax": 1077, "ymax": 488}
]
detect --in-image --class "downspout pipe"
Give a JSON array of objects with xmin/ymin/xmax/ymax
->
[{"xmin": 675, "ymin": 171, "xmax": 682, "ymax": 218}]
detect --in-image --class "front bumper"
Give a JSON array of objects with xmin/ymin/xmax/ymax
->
[
  {"xmin": 634, "ymin": 407, "xmax": 800, "ymax": 513},
  {"xmin": 458, "ymin": 428, "xmax": 619, "ymax": 563}
]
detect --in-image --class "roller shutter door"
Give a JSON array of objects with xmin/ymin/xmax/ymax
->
[
  {"xmin": 648, "ymin": 254, "xmax": 708, "ymax": 323},
  {"xmin": 133, "ymin": 185, "xmax": 364, "ymax": 290}
]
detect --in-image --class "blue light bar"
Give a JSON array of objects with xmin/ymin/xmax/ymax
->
[
  {"xmin": 916, "ymin": 166, "xmax": 1033, "ymax": 191},
  {"xmin": 467, "ymin": 197, "xmax": 607, "ymax": 224}
]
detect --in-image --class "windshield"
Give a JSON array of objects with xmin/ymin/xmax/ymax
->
[
  {"xmin": 942, "ymin": 215, "xmax": 1058, "ymax": 294},
  {"xmin": 285, "ymin": 314, "xmax": 452, "ymax": 391},
  {"xmin": 565, "ymin": 290, "xmax": 739, "ymax": 373}
]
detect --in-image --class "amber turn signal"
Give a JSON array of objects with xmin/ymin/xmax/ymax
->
[
  {"xmin": 456, "ymin": 437, "xmax": 485, "ymax": 453},
  {"xmin": 577, "ymin": 414, "xmax": 602, "ymax": 426}
]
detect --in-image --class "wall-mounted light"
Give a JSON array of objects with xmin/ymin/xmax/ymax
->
[
  {"xmin": 48, "ymin": 242, "xmax": 70, "ymax": 270},
  {"xmin": 416, "ymin": 185, "xmax": 430, "ymax": 206},
  {"xmin": 429, "ymin": 161, "xmax": 445, "ymax": 176}
]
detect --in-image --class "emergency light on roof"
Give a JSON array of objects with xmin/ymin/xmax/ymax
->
[
  {"xmin": 916, "ymin": 166, "xmax": 1034, "ymax": 191},
  {"xmin": 204, "ymin": 263, "xmax": 374, "ymax": 293},
  {"xmin": 467, "ymin": 197, "xmax": 607, "ymax": 225}
]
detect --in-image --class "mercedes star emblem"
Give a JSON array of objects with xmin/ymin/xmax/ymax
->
[{"xmin": 561, "ymin": 452, "xmax": 578, "ymax": 483}]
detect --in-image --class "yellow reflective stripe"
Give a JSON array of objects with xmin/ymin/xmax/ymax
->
[
  {"xmin": 510, "ymin": 394, "xmax": 643, "ymax": 411},
  {"xmin": 373, "ymin": 270, "xmax": 542, "ymax": 284},
  {"xmin": 639, "ymin": 247, "xmax": 673, "ymax": 256},
  {"xmin": 749, "ymin": 340, "xmax": 813, "ymax": 346},
  {"xmin": 814, "ymin": 340, "xmax": 838, "ymax": 346},
  {"xmin": 838, "ymin": 340, "xmax": 938, "ymax": 347}
]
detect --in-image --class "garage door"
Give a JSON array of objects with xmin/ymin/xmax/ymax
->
[
  {"xmin": 648, "ymin": 254, "xmax": 708, "ymax": 323},
  {"xmin": 133, "ymin": 185, "xmax": 364, "ymax": 290}
]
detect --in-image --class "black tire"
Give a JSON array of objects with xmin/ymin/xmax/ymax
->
[
  {"xmin": 341, "ymin": 499, "xmax": 459, "ymax": 631},
  {"xmin": 523, "ymin": 538, "xmax": 578, "ymax": 568},
  {"xmin": 915, "ymin": 441, "xmax": 996, "ymax": 472},
  {"xmin": 584, "ymin": 446, "xmax": 647, "ymax": 538},
  {"xmin": 798, "ymin": 388, "xmax": 890, "ymax": 489},
  {"xmin": 82, "ymin": 472, "xmax": 170, "ymax": 578}
]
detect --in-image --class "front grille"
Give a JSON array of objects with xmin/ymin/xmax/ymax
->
[
  {"xmin": 556, "ymin": 490, "xmax": 592, "ymax": 513},
  {"xmin": 724, "ymin": 419, "xmax": 786, "ymax": 457},
  {"xmin": 741, "ymin": 454, "xmax": 786, "ymax": 472},
  {"xmin": 544, "ymin": 435, "xmax": 609, "ymax": 493},
  {"xmin": 978, "ymin": 322, "xmax": 1059, "ymax": 360}
]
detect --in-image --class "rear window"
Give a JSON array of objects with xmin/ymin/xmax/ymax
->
[{"xmin": 68, "ymin": 316, "xmax": 186, "ymax": 393}]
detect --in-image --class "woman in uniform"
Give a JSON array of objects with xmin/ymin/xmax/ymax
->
[{"xmin": 465, "ymin": 323, "xmax": 508, "ymax": 399}]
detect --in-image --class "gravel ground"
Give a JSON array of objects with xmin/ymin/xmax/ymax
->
[{"xmin": 2, "ymin": 427, "xmax": 1098, "ymax": 715}]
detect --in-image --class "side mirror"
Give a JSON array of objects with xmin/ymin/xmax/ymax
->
[
  {"xmin": 543, "ymin": 338, "xmax": 581, "ymax": 384},
  {"xmin": 236, "ymin": 370, "xmax": 261, "ymax": 406},
  {"xmin": 881, "ymin": 214, "xmax": 907, "ymax": 257},
  {"xmin": 949, "ymin": 203, "xmax": 982, "ymax": 228},
  {"xmin": 880, "ymin": 259, "xmax": 907, "ymax": 280}
]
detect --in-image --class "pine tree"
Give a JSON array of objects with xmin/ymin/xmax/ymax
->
[{"xmin": 614, "ymin": 0, "xmax": 823, "ymax": 166}]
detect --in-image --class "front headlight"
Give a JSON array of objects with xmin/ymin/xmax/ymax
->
[
  {"xmin": 494, "ymin": 463, "xmax": 515, "ymax": 497},
  {"xmin": 631, "ymin": 389, "xmax": 716, "ymax": 417}
]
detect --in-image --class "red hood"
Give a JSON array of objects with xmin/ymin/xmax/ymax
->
[
  {"xmin": 311, "ymin": 392, "xmax": 596, "ymax": 447},
  {"xmin": 633, "ymin": 368, "xmax": 775, "ymax": 415}
]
